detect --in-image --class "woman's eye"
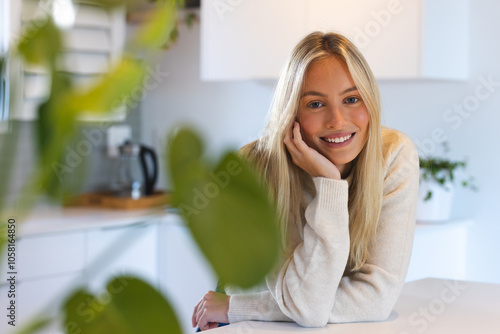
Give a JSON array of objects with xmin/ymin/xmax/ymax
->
[
  {"xmin": 308, "ymin": 101, "xmax": 324, "ymax": 108},
  {"xmin": 345, "ymin": 97, "xmax": 359, "ymax": 104}
]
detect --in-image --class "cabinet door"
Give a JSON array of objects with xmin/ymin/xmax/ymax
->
[
  {"xmin": 86, "ymin": 223, "xmax": 159, "ymax": 292},
  {"xmin": 406, "ymin": 221, "xmax": 469, "ymax": 282},
  {"xmin": 306, "ymin": 0, "xmax": 421, "ymax": 79},
  {"xmin": 201, "ymin": 0, "xmax": 307, "ymax": 81},
  {"xmin": 0, "ymin": 273, "xmax": 85, "ymax": 334},
  {"xmin": 201, "ymin": 0, "xmax": 468, "ymax": 81},
  {"xmin": 1, "ymin": 230, "xmax": 86, "ymax": 333},
  {"xmin": 160, "ymin": 220, "xmax": 217, "ymax": 334},
  {"xmin": 9, "ymin": 232, "xmax": 85, "ymax": 281}
]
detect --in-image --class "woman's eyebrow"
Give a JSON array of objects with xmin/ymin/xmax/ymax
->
[
  {"xmin": 301, "ymin": 91, "xmax": 327, "ymax": 98},
  {"xmin": 340, "ymin": 86, "xmax": 358, "ymax": 95},
  {"xmin": 301, "ymin": 86, "xmax": 358, "ymax": 98}
]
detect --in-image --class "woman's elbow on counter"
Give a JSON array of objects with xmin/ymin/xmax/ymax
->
[
  {"xmin": 296, "ymin": 317, "xmax": 328, "ymax": 328},
  {"xmin": 364, "ymin": 302, "xmax": 394, "ymax": 322},
  {"xmin": 293, "ymin": 310, "xmax": 330, "ymax": 328}
]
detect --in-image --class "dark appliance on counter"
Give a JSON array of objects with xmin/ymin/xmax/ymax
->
[{"xmin": 114, "ymin": 141, "xmax": 158, "ymax": 199}]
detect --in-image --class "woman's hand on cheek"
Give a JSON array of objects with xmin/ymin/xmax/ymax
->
[
  {"xmin": 284, "ymin": 122, "xmax": 341, "ymax": 180},
  {"xmin": 192, "ymin": 291, "xmax": 230, "ymax": 331}
]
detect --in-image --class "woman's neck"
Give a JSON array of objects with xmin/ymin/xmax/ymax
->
[{"xmin": 337, "ymin": 162, "xmax": 353, "ymax": 179}]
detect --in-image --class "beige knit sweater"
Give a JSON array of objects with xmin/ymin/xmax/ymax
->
[{"xmin": 226, "ymin": 128, "xmax": 420, "ymax": 327}]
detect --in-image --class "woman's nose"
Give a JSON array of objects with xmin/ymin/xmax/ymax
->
[{"xmin": 325, "ymin": 107, "xmax": 348, "ymax": 129}]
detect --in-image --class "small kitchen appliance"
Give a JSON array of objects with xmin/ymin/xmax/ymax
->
[{"xmin": 113, "ymin": 141, "xmax": 158, "ymax": 199}]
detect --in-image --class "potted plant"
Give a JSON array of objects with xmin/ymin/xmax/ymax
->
[{"xmin": 416, "ymin": 143, "xmax": 477, "ymax": 222}]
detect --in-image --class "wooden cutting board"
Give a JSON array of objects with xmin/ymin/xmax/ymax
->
[{"xmin": 65, "ymin": 191, "xmax": 170, "ymax": 210}]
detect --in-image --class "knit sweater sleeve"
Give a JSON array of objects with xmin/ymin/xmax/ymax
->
[
  {"xmin": 229, "ymin": 177, "xmax": 351, "ymax": 327},
  {"xmin": 227, "ymin": 131, "xmax": 419, "ymax": 326}
]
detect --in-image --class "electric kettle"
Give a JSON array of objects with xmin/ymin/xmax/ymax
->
[{"xmin": 113, "ymin": 141, "xmax": 158, "ymax": 199}]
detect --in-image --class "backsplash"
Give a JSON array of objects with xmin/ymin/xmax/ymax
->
[{"xmin": 0, "ymin": 105, "xmax": 142, "ymax": 207}]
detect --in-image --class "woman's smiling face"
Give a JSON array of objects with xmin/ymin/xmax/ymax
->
[{"xmin": 297, "ymin": 56, "xmax": 370, "ymax": 177}]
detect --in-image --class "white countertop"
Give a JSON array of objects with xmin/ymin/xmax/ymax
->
[
  {"xmin": 17, "ymin": 202, "xmax": 471, "ymax": 238},
  {"xmin": 15, "ymin": 204, "xmax": 174, "ymax": 237},
  {"xmin": 208, "ymin": 278, "xmax": 500, "ymax": 334},
  {"xmin": 414, "ymin": 218, "xmax": 473, "ymax": 231}
]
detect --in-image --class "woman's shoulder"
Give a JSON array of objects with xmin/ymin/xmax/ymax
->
[
  {"xmin": 381, "ymin": 127, "xmax": 413, "ymax": 147},
  {"xmin": 381, "ymin": 127, "xmax": 419, "ymax": 171}
]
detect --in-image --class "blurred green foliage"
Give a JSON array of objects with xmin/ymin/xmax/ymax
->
[
  {"xmin": 63, "ymin": 277, "xmax": 181, "ymax": 334},
  {"xmin": 169, "ymin": 129, "xmax": 280, "ymax": 288},
  {"xmin": 1, "ymin": 1, "xmax": 279, "ymax": 333}
]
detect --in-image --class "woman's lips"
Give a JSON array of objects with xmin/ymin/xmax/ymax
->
[{"xmin": 321, "ymin": 132, "xmax": 356, "ymax": 148}]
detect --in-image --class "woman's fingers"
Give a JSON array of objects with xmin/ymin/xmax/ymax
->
[
  {"xmin": 192, "ymin": 298, "xmax": 202, "ymax": 327},
  {"xmin": 287, "ymin": 122, "xmax": 311, "ymax": 163},
  {"xmin": 195, "ymin": 300, "xmax": 213, "ymax": 331},
  {"xmin": 292, "ymin": 122, "xmax": 304, "ymax": 145},
  {"xmin": 192, "ymin": 291, "xmax": 230, "ymax": 331},
  {"xmin": 291, "ymin": 122, "xmax": 310, "ymax": 154},
  {"xmin": 283, "ymin": 122, "xmax": 295, "ymax": 148},
  {"xmin": 197, "ymin": 309, "xmax": 209, "ymax": 331},
  {"xmin": 284, "ymin": 122, "xmax": 302, "ymax": 155},
  {"xmin": 284, "ymin": 123, "xmax": 305, "ymax": 168},
  {"xmin": 196, "ymin": 301, "xmax": 205, "ymax": 327}
]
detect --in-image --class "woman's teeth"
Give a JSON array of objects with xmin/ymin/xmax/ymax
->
[{"xmin": 324, "ymin": 133, "xmax": 353, "ymax": 143}]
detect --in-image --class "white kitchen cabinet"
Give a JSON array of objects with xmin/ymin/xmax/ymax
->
[
  {"xmin": 0, "ymin": 232, "xmax": 86, "ymax": 334},
  {"xmin": 201, "ymin": 0, "xmax": 469, "ymax": 81},
  {"xmin": 0, "ymin": 216, "xmax": 162, "ymax": 334},
  {"xmin": 0, "ymin": 208, "xmax": 218, "ymax": 334},
  {"xmin": 159, "ymin": 215, "xmax": 218, "ymax": 334},
  {"xmin": 406, "ymin": 220, "xmax": 471, "ymax": 282},
  {"xmin": 86, "ymin": 222, "xmax": 160, "ymax": 292},
  {"xmin": 0, "ymin": 274, "xmax": 86, "ymax": 334},
  {"xmin": 15, "ymin": 232, "xmax": 86, "ymax": 281},
  {"xmin": 201, "ymin": 0, "xmax": 307, "ymax": 81}
]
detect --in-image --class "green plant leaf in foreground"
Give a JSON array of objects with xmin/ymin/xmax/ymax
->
[
  {"xmin": 64, "ymin": 58, "xmax": 146, "ymax": 116},
  {"xmin": 168, "ymin": 128, "xmax": 280, "ymax": 289},
  {"xmin": 12, "ymin": 316, "xmax": 52, "ymax": 334},
  {"xmin": 18, "ymin": 18, "xmax": 62, "ymax": 67},
  {"xmin": 130, "ymin": 0, "xmax": 178, "ymax": 50},
  {"xmin": 63, "ymin": 276, "xmax": 181, "ymax": 334}
]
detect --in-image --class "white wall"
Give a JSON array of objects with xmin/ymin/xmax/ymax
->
[
  {"xmin": 141, "ymin": 1, "xmax": 500, "ymax": 284},
  {"xmin": 378, "ymin": 0, "xmax": 500, "ymax": 284}
]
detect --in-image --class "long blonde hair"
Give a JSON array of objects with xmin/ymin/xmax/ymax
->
[{"xmin": 241, "ymin": 32, "xmax": 384, "ymax": 273}]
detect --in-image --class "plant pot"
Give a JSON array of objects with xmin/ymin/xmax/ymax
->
[{"xmin": 416, "ymin": 181, "xmax": 454, "ymax": 222}]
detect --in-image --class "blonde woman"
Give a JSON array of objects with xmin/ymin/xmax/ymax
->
[{"xmin": 192, "ymin": 31, "xmax": 419, "ymax": 331}]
